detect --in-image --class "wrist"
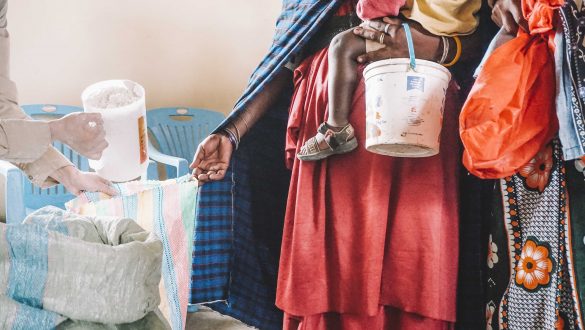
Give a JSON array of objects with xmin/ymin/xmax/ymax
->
[
  {"xmin": 49, "ymin": 165, "xmax": 77, "ymax": 184},
  {"xmin": 48, "ymin": 119, "xmax": 64, "ymax": 142},
  {"xmin": 219, "ymin": 127, "xmax": 239, "ymax": 150},
  {"xmin": 442, "ymin": 36, "xmax": 462, "ymax": 68},
  {"xmin": 435, "ymin": 36, "xmax": 447, "ymax": 63}
]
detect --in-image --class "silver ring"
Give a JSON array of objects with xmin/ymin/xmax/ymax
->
[
  {"xmin": 379, "ymin": 33, "xmax": 385, "ymax": 44},
  {"xmin": 384, "ymin": 24, "xmax": 391, "ymax": 34}
]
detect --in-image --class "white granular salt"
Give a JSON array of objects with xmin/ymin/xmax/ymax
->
[{"xmin": 87, "ymin": 86, "xmax": 140, "ymax": 109}]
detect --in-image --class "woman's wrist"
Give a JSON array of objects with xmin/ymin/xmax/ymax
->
[
  {"xmin": 48, "ymin": 118, "xmax": 65, "ymax": 142},
  {"xmin": 436, "ymin": 36, "xmax": 448, "ymax": 63},
  {"xmin": 220, "ymin": 124, "xmax": 240, "ymax": 150},
  {"xmin": 431, "ymin": 35, "xmax": 463, "ymax": 67},
  {"xmin": 49, "ymin": 165, "xmax": 78, "ymax": 184}
]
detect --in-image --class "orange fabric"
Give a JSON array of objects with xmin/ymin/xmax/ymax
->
[
  {"xmin": 459, "ymin": 0, "xmax": 562, "ymax": 179},
  {"xmin": 522, "ymin": 0, "xmax": 563, "ymax": 35}
]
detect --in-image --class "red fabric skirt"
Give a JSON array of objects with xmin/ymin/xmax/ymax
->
[{"xmin": 277, "ymin": 47, "xmax": 461, "ymax": 329}]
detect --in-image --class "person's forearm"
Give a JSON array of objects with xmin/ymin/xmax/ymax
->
[
  {"xmin": 0, "ymin": 18, "xmax": 73, "ymax": 186},
  {"xmin": 19, "ymin": 148, "xmax": 73, "ymax": 188},
  {"xmin": 224, "ymin": 68, "xmax": 293, "ymax": 140}
]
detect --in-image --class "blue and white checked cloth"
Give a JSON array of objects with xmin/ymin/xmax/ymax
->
[{"xmin": 190, "ymin": 1, "xmax": 345, "ymax": 329}]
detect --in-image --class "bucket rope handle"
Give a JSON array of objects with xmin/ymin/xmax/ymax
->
[{"xmin": 402, "ymin": 23, "xmax": 416, "ymax": 70}]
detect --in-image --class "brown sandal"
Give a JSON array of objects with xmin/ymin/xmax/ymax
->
[{"xmin": 297, "ymin": 122, "xmax": 358, "ymax": 161}]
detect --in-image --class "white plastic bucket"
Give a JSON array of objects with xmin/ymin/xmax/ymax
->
[
  {"xmin": 363, "ymin": 24, "xmax": 451, "ymax": 157},
  {"xmin": 82, "ymin": 80, "xmax": 148, "ymax": 182}
]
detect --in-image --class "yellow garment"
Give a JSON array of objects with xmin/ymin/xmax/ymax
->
[{"xmin": 401, "ymin": 0, "xmax": 481, "ymax": 36}]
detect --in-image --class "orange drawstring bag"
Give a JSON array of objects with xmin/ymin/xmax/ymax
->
[{"xmin": 459, "ymin": 0, "xmax": 562, "ymax": 179}]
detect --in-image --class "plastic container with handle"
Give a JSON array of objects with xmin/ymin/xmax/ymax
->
[{"xmin": 81, "ymin": 80, "xmax": 148, "ymax": 182}]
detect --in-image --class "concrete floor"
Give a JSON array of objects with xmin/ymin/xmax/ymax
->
[{"xmin": 186, "ymin": 307, "xmax": 256, "ymax": 330}]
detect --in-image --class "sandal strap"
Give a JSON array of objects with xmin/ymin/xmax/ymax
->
[
  {"xmin": 305, "ymin": 136, "xmax": 321, "ymax": 154},
  {"xmin": 317, "ymin": 123, "xmax": 355, "ymax": 150}
]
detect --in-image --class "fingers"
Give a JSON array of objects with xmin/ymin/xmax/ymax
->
[
  {"xmin": 190, "ymin": 134, "xmax": 232, "ymax": 183},
  {"xmin": 98, "ymin": 181, "xmax": 117, "ymax": 196},
  {"xmin": 83, "ymin": 140, "xmax": 107, "ymax": 160},
  {"xmin": 381, "ymin": 17, "xmax": 403, "ymax": 38},
  {"xmin": 190, "ymin": 134, "xmax": 221, "ymax": 169},
  {"xmin": 357, "ymin": 48, "xmax": 387, "ymax": 64},
  {"xmin": 68, "ymin": 112, "xmax": 104, "ymax": 129},
  {"xmin": 63, "ymin": 183, "xmax": 81, "ymax": 196},
  {"xmin": 491, "ymin": 8, "xmax": 503, "ymax": 28},
  {"xmin": 88, "ymin": 121, "xmax": 105, "ymax": 132},
  {"xmin": 97, "ymin": 174, "xmax": 112, "ymax": 186},
  {"xmin": 381, "ymin": 17, "xmax": 402, "ymax": 26},
  {"xmin": 93, "ymin": 140, "xmax": 108, "ymax": 153},
  {"xmin": 500, "ymin": 10, "xmax": 519, "ymax": 34},
  {"xmin": 366, "ymin": 19, "xmax": 387, "ymax": 32},
  {"xmin": 85, "ymin": 174, "xmax": 116, "ymax": 196},
  {"xmin": 85, "ymin": 152, "xmax": 102, "ymax": 160},
  {"xmin": 368, "ymin": 19, "xmax": 402, "ymax": 40},
  {"xmin": 353, "ymin": 26, "xmax": 381, "ymax": 43},
  {"xmin": 353, "ymin": 21, "xmax": 403, "ymax": 46},
  {"xmin": 208, "ymin": 169, "xmax": 226, "ymax": 181},
  {"xmin": 194, "ymin": 163, "xmax": 227, "ymax": 184},
  {"xmin": 492, "ymin": 0, "xmax": 527, "ymax": 33},
  {"xmin": 70, "ymin": 173, "xmax": 117, "ymax": 196},
  {"xmin": 196, "ymin": 170, "xmax": 226, "ymax": 184},
  {"xmin": 191, "ymin": 149, "xmax": 208, "ymax": 180},
  {"xmin": 95, "ymin": 130, "xmax": 107, "ymax": 145},
  {"xmin": 512, "ymin": 9, "xmax": 530, "ymax": 32},
  {"xmin": 81, "ymin": 112, "xmax": 104, "ymax": 125},
  {"xmin": 196, "ymin": 171, "xmax": 214, "ymax": 185},
  {"xmin": 190, "ymin": 144, "xmax": 205, "ymax": 169}
]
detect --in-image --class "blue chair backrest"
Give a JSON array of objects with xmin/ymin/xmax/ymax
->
[
  {"xmin": 21, "ymin": 104, "xmax": 89, "ymax": 211},
  {"xmin": 147, "ymin": 107, "xmax": 225, "ymax": 162}
]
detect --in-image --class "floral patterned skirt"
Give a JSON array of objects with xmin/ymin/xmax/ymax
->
[{"xmin": 485, "ymin": 140, "xmax": 585, "ymax": 329}]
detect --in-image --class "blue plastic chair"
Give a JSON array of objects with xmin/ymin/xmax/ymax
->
[
  {"xmin": 146, "ymin": 107, "xmax": 225, "ymax": 180},
  {"xmin": 0, "ymin": 104, "xmax": 88, "ymax": 224}
]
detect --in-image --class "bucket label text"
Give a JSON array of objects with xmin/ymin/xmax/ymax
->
[{"xmin": 407, "ymin": 76, "xmax": 425, "ymax": 92}]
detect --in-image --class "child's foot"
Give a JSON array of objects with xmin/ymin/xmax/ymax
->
[{"xmin": 297, "ymin": 122, "xmax": 358, "ymax": 161}]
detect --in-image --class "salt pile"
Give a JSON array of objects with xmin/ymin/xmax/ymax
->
[{"xmin": 86, "ymin": 86, "xmax": 141, "ymax": 109}]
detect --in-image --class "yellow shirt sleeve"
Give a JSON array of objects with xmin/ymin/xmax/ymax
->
[{"xmin": 401, "ymin": 0, "xmax": 482, "ymax": 36}]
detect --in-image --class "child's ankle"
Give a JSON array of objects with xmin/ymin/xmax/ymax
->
[{"xmin": 326, "ymin": 120, "xmax": 349, "ymax": 131}]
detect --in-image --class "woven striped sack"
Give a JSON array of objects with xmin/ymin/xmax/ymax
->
[{"xmin": 66, "ymin": 176, "xmax": 198, "ymax": 330}]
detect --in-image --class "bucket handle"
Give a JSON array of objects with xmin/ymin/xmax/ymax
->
[{"xmin": 402, "ymin": 23, "xmax": 416, "ymax": 71}]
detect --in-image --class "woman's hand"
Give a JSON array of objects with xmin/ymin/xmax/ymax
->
[
  {"xmin": 353, "ymin": 17, "xmax": 441, "ymax": 64},
  {"xmin": 190, "ymin": 133, "xmax": 233, "ymax": 185},
  {"xmin": 490, "ymin": 0, "xmax": 528, "ymax": 34},
  {"xmin": 50, "ymin": 165, "xmax": 117, "ymax": 196},
  {"xmin": 48, "ymin": 112, "xmax": 108, "ymax": 160}
]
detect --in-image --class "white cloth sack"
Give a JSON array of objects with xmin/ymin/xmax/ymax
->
[{"xmin": 0, "ymin": 207, "xmax": 163, "ymax": 328}]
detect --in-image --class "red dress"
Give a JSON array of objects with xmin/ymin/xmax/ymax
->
[{"xmin": 277, "ymin": 45, "xmax": 461, "ymax": 329}]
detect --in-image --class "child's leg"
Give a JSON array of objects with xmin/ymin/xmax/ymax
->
[
  {"xmin": 327, "ymin": 29, "xmax": 366, "ymax": 128},
  {"xmin": 296, "ymin": 29, "xmax": 364, "ymax": 161}
]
